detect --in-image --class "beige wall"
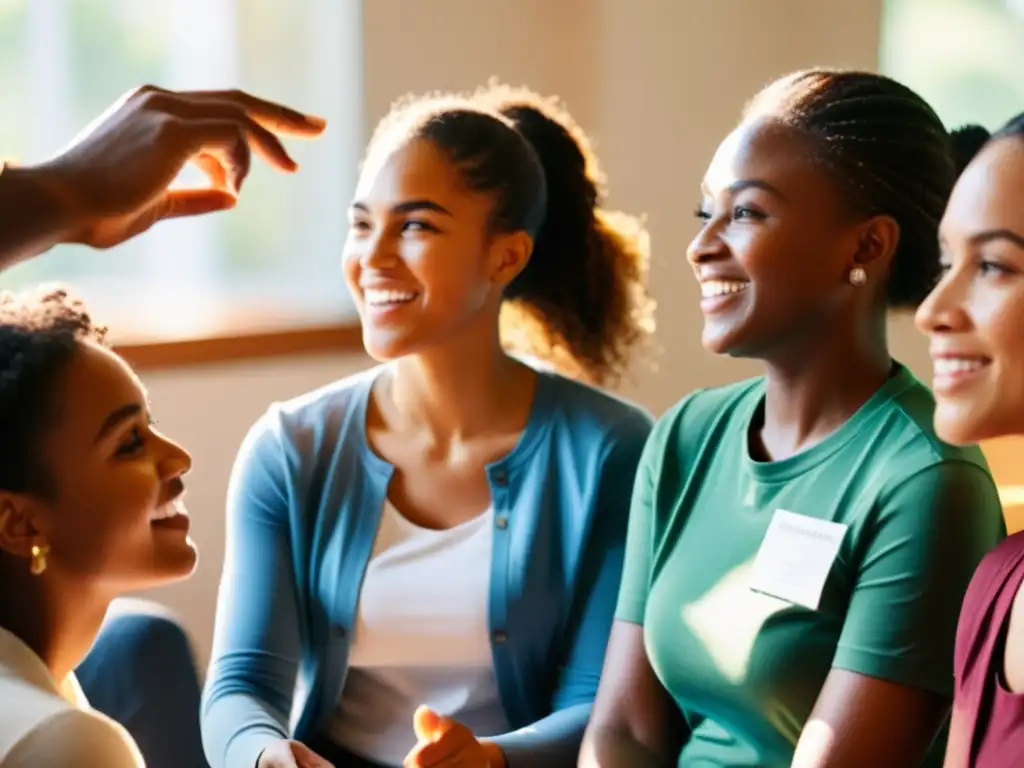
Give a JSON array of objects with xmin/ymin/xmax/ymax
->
[{"xmin": 136, "ymin": 1, "xmax": 926, "ymax": 670}]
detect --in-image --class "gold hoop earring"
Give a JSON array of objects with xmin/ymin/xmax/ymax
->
[
  {"xmin": 849, "ymin": 267, "xmax": 867, "ymax": 286},
  {"xmin": 30, "ymin": 544, "xmax": 50, "ymax": 576}
]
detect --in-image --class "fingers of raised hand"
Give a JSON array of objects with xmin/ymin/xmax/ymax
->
[
  {"xmin": 133, "ymin": 90, "xmax": 288, "ymax": 175},
  {"xmin": 193, "ymin": 151, "xmax": 230, "ymax": 191},
  {"xmin": 127, "ymin": 85, "xmax": 325, "ymax": 138},
  {"xmin": 166, "ymin": 118, "xmax": 253, "ymax": 191},
  {"xmin": 184, "ymin": 87, "xmax": 327, "ymax": 136}
]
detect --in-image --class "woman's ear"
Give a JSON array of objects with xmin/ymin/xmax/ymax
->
[
  {"xmin": 0, "ymin": 495, "xmax": 45, "ymax": 559},
  {"xmin": 854, "ymin": 214, "xmax": 901, "ymax": 268},
  {"xmin": 487, "ymin": 230, "xmax": 533, "ymax": 288}
]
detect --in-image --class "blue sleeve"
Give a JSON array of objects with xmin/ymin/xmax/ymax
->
[
  {"xmin": 200, "ymin": 411, "xmax": 300, "ymax": 768},
  {"xmin": 490, "ymin": 410, "xmax": 652, "ymax": 767}
]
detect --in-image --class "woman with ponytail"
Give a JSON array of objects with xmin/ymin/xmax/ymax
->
[
  {"xmin": 916, "ymin": 113, "xmax": 1024, "ymax": 767},
  {"xmin": 200, "ymin": 83, "xmax": 654, "ymax": 768}
]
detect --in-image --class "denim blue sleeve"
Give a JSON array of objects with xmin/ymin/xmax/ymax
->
[
  {"xmin": 490, "ymin": 410, "xmax": 652, "ymax": 767},
  {"xmin": 77, "ymin": 601, "xmax": 205, "ymax": 768},
  {"xmin": 200, "ymin": 411, "xmax": 299, "ymax": 768}
]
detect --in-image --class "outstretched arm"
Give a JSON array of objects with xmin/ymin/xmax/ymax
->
[{"xmin": 0, "ymin": 164, "xmax": 74, "ymax": 271}]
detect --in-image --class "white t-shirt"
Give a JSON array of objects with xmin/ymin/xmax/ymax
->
[
  {"xmin": 0, "ymin": 626, "xmax": 144, "ymax": 767},
  {"xmin": 327, "ymin": 501, "xmax": 509, "ymax": 765}
]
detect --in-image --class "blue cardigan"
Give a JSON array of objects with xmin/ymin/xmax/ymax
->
[{"xmin": 200, "ymin": 367, "xmax": 652, "ymax": 768}]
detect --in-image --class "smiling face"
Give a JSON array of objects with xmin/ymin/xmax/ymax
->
[
  {"xmin": 916, "ymin": 136, "xmax": 1024, "ymax": 444},
  {"xmin": 0, "ymin": 341, "xmax": 195, "ymax": 590},
  {"xmin": 687, "ymin": 118, "xmax": 877, "ymax": 358},
  {"xmin": 343, "ymin": 137, "xmax": 531, "ymax": 361}
]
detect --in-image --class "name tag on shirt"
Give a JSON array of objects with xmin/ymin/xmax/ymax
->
[{"xmin": 748, "ymin": 509, "xmax": 848, "ymax": 610}]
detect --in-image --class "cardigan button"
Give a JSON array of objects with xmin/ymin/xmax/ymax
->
[
  {"xmin": 492, "ymin": 630, "xmax": 508, "ymax": 643},
  {"xmin": 495, "ymin": 516, "xmax": 508, "ymax": 529},
  {"xmin": 492, "ymin": 468, "xmax": 508, "ymax": 486}
]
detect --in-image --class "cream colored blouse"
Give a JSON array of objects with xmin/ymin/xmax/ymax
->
[{"xmin": 0, "ymin": 626, "xmax": 143, "ymax": 767}]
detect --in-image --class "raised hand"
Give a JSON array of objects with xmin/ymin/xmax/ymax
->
[{"xmin": 30, "ymin": 84, "xmax": 326, "ymax": 249}]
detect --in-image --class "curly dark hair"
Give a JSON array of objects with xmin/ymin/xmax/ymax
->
[
  {"xmin": 744, "ymin": 68, "xmax": 961, "ymax": 309},
  {"xmin": 363, "ymin": 81, "xmax": 654, "ymax": 386},
  {"xmin": 0, "ymin": 285, "xmax": 107, "ymax": 497}
]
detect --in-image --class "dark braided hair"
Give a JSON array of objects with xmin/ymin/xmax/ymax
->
[
  {"xmin": 0, "ymin": 285, "xmax": 107, "ymax": 497},
  {"xmin": 950, "ymin": 125, "xmax": 992, "ymax": 173},
  {"xmin": 363, "ymin": 82, "xmax": 654, "ymax": 386},
  {"xmin": 744, "ymin": 68, "xmax": 959, "ymax": 308},
  {"xmin": 951, "ymin": 112, "xmax": 1024, "ymax": 170},
  {"xmin": 997, "ymin": 112, "xmax": 1024, "ymax": 141}
]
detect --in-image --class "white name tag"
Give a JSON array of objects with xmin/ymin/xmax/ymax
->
[{"xmin": 749, "ymin": 509, "xmax": 848, "ymax": 610}]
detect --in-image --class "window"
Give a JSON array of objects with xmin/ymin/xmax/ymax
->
[
  {"xmin": 880, "ymin": 0, "xmax": 1024, "ymax": 130},
  {"xmin": 0, "ymin": 0, "xmax": 363, "ymax": 344}
]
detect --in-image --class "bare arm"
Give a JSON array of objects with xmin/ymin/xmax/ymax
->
[
  {"xmin": 579, "ymin": 621, "xmax": 686, "ymax": 767},
  {"xmin": 0, "ymin": 164, "xmax": 73, "ymax": 271},
  {"xmin": 942, "ymin": 706, "xmax": 971, "ymax": 768},
  {"xmin": 792, "ymin": 669, "xmax": 949, "ymax": 768}
]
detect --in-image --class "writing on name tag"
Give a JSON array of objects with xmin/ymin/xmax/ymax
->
[{"xmin": 749, "ymin": 509, "xmax": 847, "ymax": 610}]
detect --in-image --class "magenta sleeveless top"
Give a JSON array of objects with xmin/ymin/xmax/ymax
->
[{"xmin": 949, "ymin": 531, "xmax": 1024, "ymax": 767}]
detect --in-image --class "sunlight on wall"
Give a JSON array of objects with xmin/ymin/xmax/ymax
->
[{"xmin": 981, "ymin": 437, "xmax": 1024, "ymax": 533}]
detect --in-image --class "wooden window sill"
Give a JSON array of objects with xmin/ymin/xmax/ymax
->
[{"xmin": 114, "ymin": 322, "xmax": 365, "ymax": 371}]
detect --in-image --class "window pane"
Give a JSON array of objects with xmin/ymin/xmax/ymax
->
[
  {"xmin": 0, "ymin": 0, "xmax": 363, "ymax": 342},
  {"xmin": 880, "ymin": 0, "xmax": 1024, "ymax": 130}
]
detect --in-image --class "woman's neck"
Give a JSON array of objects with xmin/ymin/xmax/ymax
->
[
  {"xmin": 757, "ymin": 320, "xmax": 892, "ymax": 461},
  {"xmin": 0, "ymin": 573, "xmax": 111, "ymax": 684},
  {"xmin": 378, "ymin": 310, "xmax": 536, "ymax": 440},
  {"xmin": 388, "ymin": 345, "xmax": 537, "ymax": 441}
]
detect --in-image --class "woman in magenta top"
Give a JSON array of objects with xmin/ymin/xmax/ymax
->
[{"xmin": 916, "ymin": 111, "xmax": 1024, "ymax": 767}]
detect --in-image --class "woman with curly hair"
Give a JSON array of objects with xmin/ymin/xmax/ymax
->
[
  {"xmin": 0, "ymin": 86, "xmax": 325, "ymax": 767},
  {"xmin": 200, "ymin": 82, "xmax": 655, "ymax": 768}
]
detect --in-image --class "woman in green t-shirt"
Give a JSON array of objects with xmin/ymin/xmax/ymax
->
[{"xmin": 580, "ymin": 69, "xmax": 1007, "ymax": 768}]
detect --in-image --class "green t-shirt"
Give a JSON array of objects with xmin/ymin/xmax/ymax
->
[{"xmin": 616, "ymin": 365, "xmax": 1006, "ymax": 767}]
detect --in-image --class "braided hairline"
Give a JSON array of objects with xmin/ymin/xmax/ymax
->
[
  {"xmin": 995, "ymin": 112, "xmax": 1024, "ymax": 141},
  {"xmin": 745, "ymin": 69, "xmax": 956, "ymax": 306}
]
